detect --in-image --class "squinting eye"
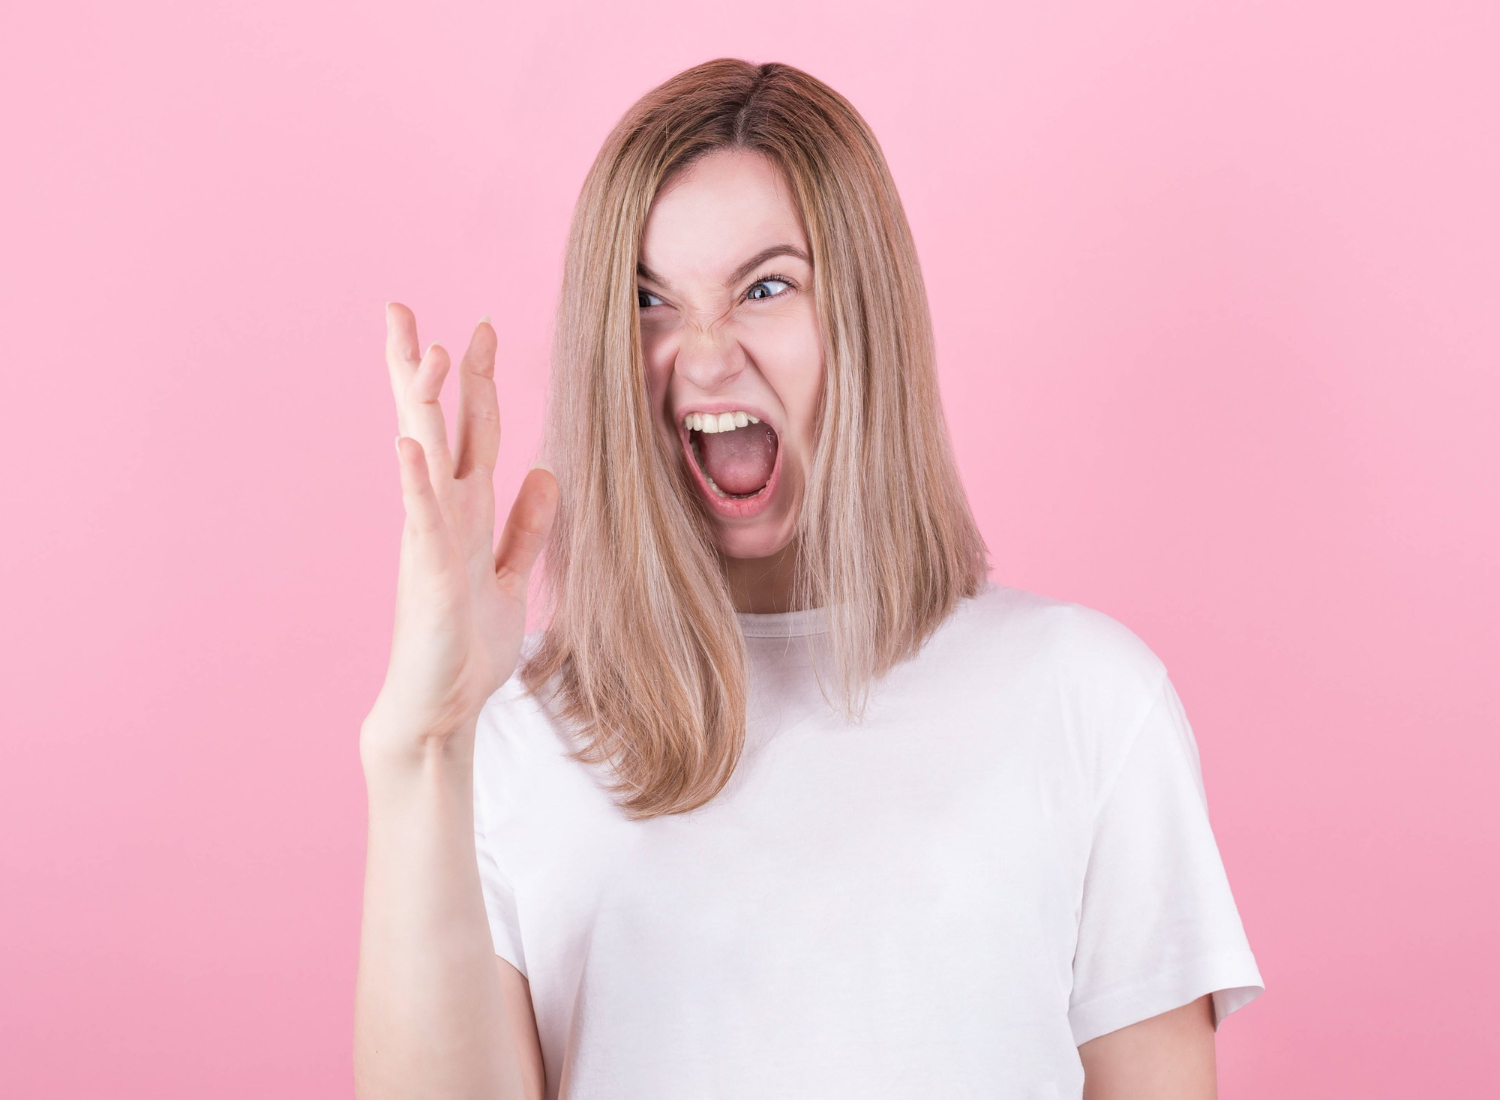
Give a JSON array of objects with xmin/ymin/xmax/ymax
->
[
  {"xmin": 637, "ymin": 276, "xmax": 795, "ymax": 310},
  {"xmin": 747, "ymin": 277, "xmax": 792, "ymax": 302}
]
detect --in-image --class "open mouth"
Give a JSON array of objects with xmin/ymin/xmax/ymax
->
[{"xmin": 680, "ymin": 409, "xmax": 780, "ymax": 512}]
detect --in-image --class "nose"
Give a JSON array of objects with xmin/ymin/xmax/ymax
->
[{"xmin": 673, "ymin": 321, "xmax": 747, "ymax": 394}]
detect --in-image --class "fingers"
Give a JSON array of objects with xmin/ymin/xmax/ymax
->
[
  {"xmin": 395, "ymin": 435, "xmax": 451, "ymax": 571},
  {"xmin": 493, "ymin": 465, "xmax": 559, "ymax": 596},
  {"xmin": 404, "ymin": 341, "xmax": 458, "ymax": 488},
  {"xmin": 384, "ymin": 303, "xmax": 453, "ymax": 486},
  {"xmin": 384, "ymin": 302, "xmax": 421, "ymax": 425},
  {"xmin": 386, "ymin": 302, "xmax": 456, "ymax": 488},
  {"xmin": 453, "ymin": 318, "xmax": 501, "ymax": 482}
]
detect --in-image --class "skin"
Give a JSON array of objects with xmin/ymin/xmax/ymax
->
[{"xmin": 636, "ymin": 148, "xmax": 823, "ymax": 613}]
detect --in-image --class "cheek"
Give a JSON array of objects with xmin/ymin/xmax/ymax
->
[
  {"xmin": 774, "ymin": 338, "xmax": 824, "ymax": 465},
  {"xmin": 640, "ymin": 333, "xmax": 672, "ymax": 406},
  {"xmin": 751, "ymin": 312, "xmax": 822, "ymax": 415}
]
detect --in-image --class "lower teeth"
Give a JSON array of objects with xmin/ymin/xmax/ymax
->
[{"xmin": 705, "ymin": 475, "xmax": 760, "ymax": 501}]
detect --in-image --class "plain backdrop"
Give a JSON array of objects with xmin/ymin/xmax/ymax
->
[{"xmin": 2, "ymin": 1, "xmax": 1496, "ymax": 1096}]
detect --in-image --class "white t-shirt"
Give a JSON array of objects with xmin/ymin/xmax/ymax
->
[{"xmin": 473, "ymin": 581, "xmax": 1264, "ymax": 1099}]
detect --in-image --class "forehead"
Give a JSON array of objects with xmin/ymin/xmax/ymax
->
[{"xmin": 639, "ymin": 150, "xmax": 807, "ymax": 281}]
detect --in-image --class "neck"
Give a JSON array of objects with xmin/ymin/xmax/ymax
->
[{"xmin": 722, "ymin": 543, "xmax": 800, "ymax": 614}]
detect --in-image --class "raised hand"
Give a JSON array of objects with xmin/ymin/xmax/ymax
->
[{"xmin": 361, "ymin": 302, "xmax": 558, "ymax": 764}]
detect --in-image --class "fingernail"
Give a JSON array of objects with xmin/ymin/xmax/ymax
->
[
  {"xmin": 479, "ymin": 314, "xmax": 491, "ymax": 325},
  {"xmin": 529, "ymin": 458, "xmax": 554, "ymax": 474},
  {"xmin": 394, "ymin": 434, "xmax": 403, "ymax": 456},
  {"xmin": 424, "ymin": 341, "xmax": 442, "ymax": 356}
]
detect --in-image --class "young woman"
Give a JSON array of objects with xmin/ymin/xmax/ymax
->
[{"xmin": 354, "ymin": 59, "xmax": 1264, "ymax": 1100}]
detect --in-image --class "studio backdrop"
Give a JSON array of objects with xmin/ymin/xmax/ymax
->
[{"xmin": 1, "ymin": 2, "xmax": 1495, "ymax": 1097}]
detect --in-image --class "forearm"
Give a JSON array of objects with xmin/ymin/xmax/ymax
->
[{"xmin": 353, "ymin": 729, "xmax": 522, "ymax": 1100}]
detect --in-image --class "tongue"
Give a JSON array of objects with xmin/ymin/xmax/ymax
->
[{"xmin": 699, "ymin": 424, "xmax": 778, "ymax": 495}]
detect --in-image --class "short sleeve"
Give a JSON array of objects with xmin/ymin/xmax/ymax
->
[
  {"xmin": 1067, "ymin": 672, "xmax": 1264, "ymax": 1046},
  {"xmin": 473, "ymin": 708, "xmax": 529, "ymax": 978}
]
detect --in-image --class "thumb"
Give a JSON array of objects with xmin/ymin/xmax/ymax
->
[{"xmin": 494, "ymin": 464, "xmax": 559, "ymax": 592}]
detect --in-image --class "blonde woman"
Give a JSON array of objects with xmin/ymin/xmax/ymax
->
[{"xmin": 354, "ymin": 59, "xmax": 1264, "ymax": 1100}]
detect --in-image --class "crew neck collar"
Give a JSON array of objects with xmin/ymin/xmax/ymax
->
[{"xmin": 734, "ymin": 604, "xmax": 830, "ymax": 638}]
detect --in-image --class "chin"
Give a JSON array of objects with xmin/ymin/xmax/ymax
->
[{"xmin": 711, "ymin": 508, "xmax": 798, "ymax": 562}]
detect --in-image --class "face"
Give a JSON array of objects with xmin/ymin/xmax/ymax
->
[{"xmin": 637, "ymin": 148, "xmax": 824, "ymax": 562}]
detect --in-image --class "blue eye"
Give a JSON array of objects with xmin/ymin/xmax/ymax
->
[
  {"xmin": 636, "ymin": 273, "xmax": 798, "ymax": 310},
  {"xmin": 747, "ymin": 275, "xmax": 794, "ymax": 301}
]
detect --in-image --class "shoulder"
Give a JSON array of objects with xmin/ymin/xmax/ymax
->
[
  {"xmin": 928, "ymin": 582, "xmax": 1174, "ymax": 793},
  {"xmin": 476, "ymin": 633, "xmax": 556, "ymax": 747},
  {"xmin": 474, "ymin": 634, "xmax": 640, "ymax": 875},
  {"xmin": 938, "ymin": 581, "xmax": 1168, "ymax": 696},
  {"xmin": 473, "ymin": 632, "xmax": 584, "ymax": 818}
]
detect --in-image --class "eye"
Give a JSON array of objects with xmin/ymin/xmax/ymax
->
[
  {"xmin": 746, "ymin": 274, "xmax": 795, "ymax": 302},
  {"xmin": 636, "ymin": 273, "xmax": 798, "ymax": 311}
]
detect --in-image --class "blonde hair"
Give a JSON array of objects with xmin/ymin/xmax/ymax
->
[{"xmin": 521, "ymin": 58, "xmax": 989, "ymax": 819}]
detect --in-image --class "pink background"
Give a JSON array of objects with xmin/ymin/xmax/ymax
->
[{"xmin": 2, "ymin": 1, "xmax": 1495, "ymax": 1095}]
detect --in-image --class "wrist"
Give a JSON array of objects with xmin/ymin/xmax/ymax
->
[{"xmin": 359, "ymin": 703, "xmax": 476, "ymax": 772}]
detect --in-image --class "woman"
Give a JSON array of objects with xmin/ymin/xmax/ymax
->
[{"xmin": 354, "ymin": 59, "xmax": 1264, "ymax": 1100}]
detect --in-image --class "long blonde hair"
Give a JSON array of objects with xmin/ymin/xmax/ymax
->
[{"xmin": 520, "ymin": 58, "xmax": 989, "ymax": 819}]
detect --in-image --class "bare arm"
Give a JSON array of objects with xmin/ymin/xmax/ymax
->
[
  {"xmin": 497, "ymin": 957, "xmax": 546, "ymax": 1095},
  {"xmin": 354, "ymin": 735, "xmax": 533, "ymax": 1100},
  {"xmin": 352, "ymin": 304, "xmax": 556, "ymax": 1100},
  {"xmin": 1079, "ymin": 994, "xmax": 1217, "ymax": 1100}
]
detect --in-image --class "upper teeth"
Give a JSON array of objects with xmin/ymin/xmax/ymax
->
[{"xmin": 684, "ymin": 411, "xmax": 760, "ymax": 433}]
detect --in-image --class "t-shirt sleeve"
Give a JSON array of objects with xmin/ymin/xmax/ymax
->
[
  {"xmin": 1067, "ymin": 670, "xmax": 1264, "ymax": 1047},
  {"xmin": 472, "ymin": 701, "xmax": 529, "ymax": 978}
]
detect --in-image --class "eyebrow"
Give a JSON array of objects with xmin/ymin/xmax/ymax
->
[{"xmin": 636, "ymin": 244, "xmax": 812, "ymax": 292}]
